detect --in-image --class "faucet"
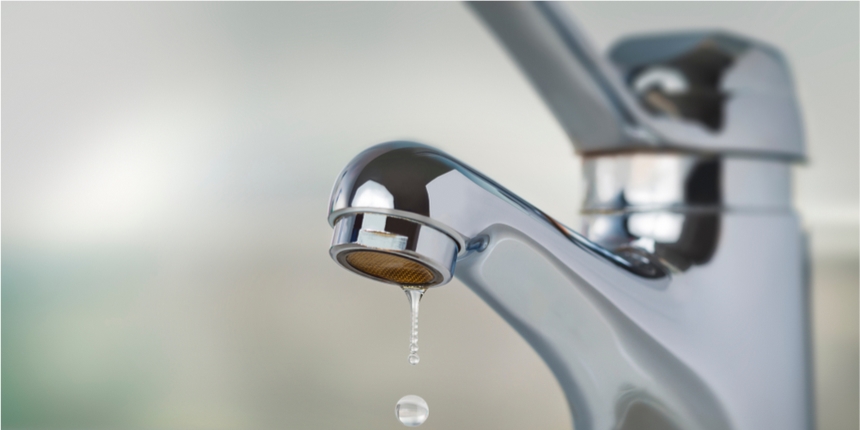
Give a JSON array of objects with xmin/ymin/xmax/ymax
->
[{"xmin": 326, "ymin": 3, "xmax": 811, "ymax": 430}]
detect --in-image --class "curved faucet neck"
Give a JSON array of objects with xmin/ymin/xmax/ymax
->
[{"xmin": 328, "ymin": 142, "xmax": 810, "ymax": 430}]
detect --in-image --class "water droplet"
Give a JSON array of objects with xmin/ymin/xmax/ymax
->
[
  {"xmin": 395, "ymin": 395, "xmax": 429, "ymax": 426},
  {"xmin": 403, "ymin": 287, "xmax": 424, "ymax": 365}
]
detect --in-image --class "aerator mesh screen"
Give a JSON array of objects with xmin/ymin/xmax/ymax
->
[{"xmin": 345, "ymin": 251, "xmax": 436, "ymax": 286}]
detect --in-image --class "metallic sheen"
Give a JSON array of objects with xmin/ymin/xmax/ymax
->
[
  {"xmin": 327, "ymin": 142, "xmax": 810, "ymax": 430},
  {"xmin": 331, "ymin": 213, "xmax": 458, "ymax": 287},
  {"xmin": 328, "ymin": 142, "xmax": 668, "ymax": 279},
  {"xmin": 469, "ymin": 2, "xmax": 805, "ymax": 159},
  {"xmin": 326, "ymin": 5, "xmax": 810, "ymax": 430}
]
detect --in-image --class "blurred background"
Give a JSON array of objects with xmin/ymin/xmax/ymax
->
[{"xmin": 2, "ymin": 2, "xmax": 857, "ymax": 429}]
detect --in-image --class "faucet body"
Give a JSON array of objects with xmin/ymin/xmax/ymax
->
[
  {"xmin": 328, "ymin": 143, "xmax": 810, "ymax": 430},
  {"xmin": 327, "ymin": 3, "xmax": 811, "ymax": 429}
]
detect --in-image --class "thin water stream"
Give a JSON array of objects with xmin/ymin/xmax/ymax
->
[
  {"xmin": 403, "ymin": 286, "xmax": 424, "ymax": 365},
  {"xmin": 397, "ymin": 287, "xmax": 429, "ymax": 426}
]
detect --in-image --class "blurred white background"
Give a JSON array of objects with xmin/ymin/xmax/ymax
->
[{"xmin": 2, "ymin": 2, "xmax": 857, "ymax": 429}]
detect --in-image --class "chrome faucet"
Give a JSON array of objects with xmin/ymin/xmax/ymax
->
[{"xmin": 327, "ymin": 3, "xmax": 811, "ymax": 430}]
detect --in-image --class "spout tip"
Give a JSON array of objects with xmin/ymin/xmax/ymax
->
[{"xmin": 329, "ymin": 213, "xmax": 458, "ymax": 287}]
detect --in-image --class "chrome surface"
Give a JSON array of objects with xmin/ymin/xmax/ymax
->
[
  {"xmin": 469, "ymin": 2, "xmax": 805, "ymax": 159},
  {"xmin": 327, "ymin": 142, "xmax": 810, "ymax": 430},
  {"xmin": 579, "ymin": 153, "xmax": 793, "ymax": 271},
  {"xmin": 582, "ymin": 153, "xmax": 792, "ymax": 213},
  {"xmin": 327, "ymin": 4, "xmax": 810, "ymax": 429},
  {"xmin": 328, "ymin": 142, "xmax": 668, "ymax": 280},
  {"xmin": 330, "ymin": 213, "xmax": 458, "ymax": 287}
]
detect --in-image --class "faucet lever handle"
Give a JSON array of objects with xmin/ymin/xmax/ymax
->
[
  {"xmin": 470, "ymin": 2, "xmax": 651, "ymax": 152},
  {"xmin": 469, "ymin": 2, "xmax": 806, "ymax": 160}
]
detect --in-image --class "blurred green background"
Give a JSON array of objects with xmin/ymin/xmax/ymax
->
[{"xmin": 3, "ymin": 2, "xmax": 857, "ymax": 429}]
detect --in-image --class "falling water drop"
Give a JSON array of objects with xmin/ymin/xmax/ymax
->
[
  {"xmin": 395, "ymin": 395, "xmax": 429, "ymax": 426},
  {"xmin": 403, "ymin": 287, "xmax": 424, "ymax": 365}
]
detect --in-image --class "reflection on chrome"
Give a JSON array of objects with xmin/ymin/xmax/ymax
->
[
  {"xmin": 470, "ymin": 2, "xmax": 805, "ymax": 159},
  {"xmin": 327, "ymin": 142, "xmax": 808, "ymax": 430},
  {"xmin": 326, "ymin": 3, "xmax": 810, "ymax": 430}
]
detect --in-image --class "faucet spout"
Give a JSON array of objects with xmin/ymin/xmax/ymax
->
[{"xmin": 328, "ymin": 142, "xmax": 737, "ymax": 430}]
